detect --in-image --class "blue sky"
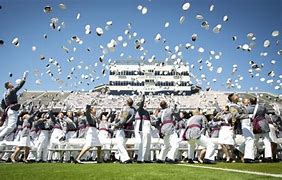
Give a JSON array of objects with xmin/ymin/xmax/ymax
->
[{"xmin": 0, "ymin": 0, "xmax": 281, "ymax": 96}]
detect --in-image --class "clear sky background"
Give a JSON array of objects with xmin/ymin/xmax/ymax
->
[{"xmin": 0, "ymin": 0, "xmax": 281, "ymax": 96}]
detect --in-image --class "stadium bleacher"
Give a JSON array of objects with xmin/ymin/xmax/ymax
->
[{"xmin": 18, "ymin": 91, "xmax": 282, "ymax": 113}]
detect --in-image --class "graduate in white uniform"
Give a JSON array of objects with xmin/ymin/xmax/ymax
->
[
  {"xmin": 75, "ymin": 105, "xmax": 102, "ymax": 163},
  {"xmin": 98, "ymin": 110, "xmax": 112, "ymax": 162},
  {"xmin": 216, "ymin": 106, "xmax": 235, "ymax": 162},
  {"xmin": 135, "ymin": 94, "xmax": 152, "ymax": 163},
  {"xmin": 34, "ymin": 112, "xmax": 51, "ymax": 162},
  {"xmin": 247, "ymin": 97, "xmax": 272, "ymax": 162},
  {"xmin": 63, "ymin": 111, "xmax": 77, "ymax": 162},
  {"xmin": 47, "ymin": 111, "xmax": 67, "ymax": 162},
  {"xmin": 156, "ymin": 100, "xmax": 179, "ymax": 163},
  {"xmin": 228, "ymin": 93, "xmax": 253, "ymax": 163},
  {"xmin": 112, "ymin": 98, "xmax": 136, "ymax": 163},
  {"xmin": 238, "ymin": 98, "xmax": 255, "ymax": 163},
  {"xmin": 183, "ymin": 109, "xmax": 217, "ymax": 164},
  {"xmin": 0, "ymin": 71, "xmax": 28, "ymax": 140},
  {"xmin": 11, "ymin": 108, "xmax": 39, "ymax": 163},
  {"xmin": 269, "ymin": 104, "xmax": 282, "ymax": 162}
]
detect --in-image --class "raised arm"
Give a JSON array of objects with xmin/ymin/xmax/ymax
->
[
  {"xmin": 138, "ymin": 94, "xmax": 145, "ymax": 109},
  {"xmin": 13, "ymin": 71, "xmax": 28, "ymax": 93},
  {"xmin": 85, "ymin": 105, "xmax": 93, "ymax": 122},
  {"xmin": 48, "ymin": 110, "xmax": 57, "ymax": 123}
]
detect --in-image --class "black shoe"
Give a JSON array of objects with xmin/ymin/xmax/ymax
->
[
  {"xmin": 5, "ymin": 158, "xmax": 12, "ymax": 163},
  {"xmin": 165, "ymin": 158, "xmax": 176, "ymax": 164},
  {"xmin": 187, "ymin": 159, "xmax": 195, "ymax": 164},
  {"xmin": 122, "ymin": 159, "xmax": 132, "ymax": 164},
  {"xmin": 262, "ymin": 158, "xmax": 272, "ymax": 163},
  {"xmin": 203, "ymin": 159, "xmax": 216, "ymax": 164},
  {"xmin": 136, "ymin": 161, "xmax": 143, "ymax": 164},
  {"xmin": 74, "ymin": 159, "xmax": 83, "ymax": 164},
  {"xmin": 144, "ymin": 161, "xmax": 153, "ymax": 163},
  {"xmin": 243, "ymin": 158, "xmax": 255, "ymax": 163},
  {"xmin": 96, "ymin": 159, "xmax": 103, "ymax": 163},
  {"xmin": 0, "ymin": 159, "xmax": 7, "ymax": 163},
  {"xmin": 156, "ymin": 159, "xmax": 165, "ymax": 164}
]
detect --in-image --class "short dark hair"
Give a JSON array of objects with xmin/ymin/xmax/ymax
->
[
  {"xmin": 250, "ymin": 97, "xmax": 257, "ymax": 105},
  {"xmin": 228, "ymin": 93, "xmax": 234, "ymax": 102},
  {"xmin": 4, "ymin": 82, "xmax": 10, "ymax": 89},
  {"xmin": 127, "ymin": 98, "xmax": 133, "ymax": 107},
  {"xmin": 160, "ymin": 100, "xmax": 167, "ymax": 109},
  {"xmin": 181, "ymin": 111, "xmax": 190, "ymax": 119}
]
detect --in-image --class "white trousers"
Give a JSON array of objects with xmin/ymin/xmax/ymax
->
[
  {"xmin": 36, "ymin": 130, "xmax": 50, "ymax": 161},
  {"xmin": 158, "ymin": 132, "xmax": 179, "ymax": 161},
  {"xmin": 0, "ymin": 109, "xmax": 17, "ymax": 140},
  {"xmin": 254, "ymin": 133, "xmax": 272, "ymax": 158},
  {"xmin": 0, "ymin": 132, "xmax": 15, "ymax": 161},
  {"xmin": 135, "ymin": 120, "xmax": 151, "ymax": 162},
  {"xmin": 98, "ymin": 130, "xmax": 111, "ymax": 160},
  {"xmin": 0, "ymin": 109, "xmax": 17, "ymax": 160},
  {"xmin": 64, "ymin": 131, "xmax": 77, "ymax": 161},
  {"xmin": 188, "ymin": 135, "xmax": 216, "ymax": 161},
  {"xmin": 239, "ymin": 119, "xmax": 255, "ymax": 160},
  {"xmin": 138, "ymin": 133, "xmax": 151, "ymax": 161},
  {"xmin": 115, "ymin": 129, "xmax": 130, "ymax": 162},
  {"xmin": 269, "ymin": 124, "xmax": 282, "ymax": 144},
  {"xmin": 47, "ymin": 129, "xmax": 64, "ymax": 161}
]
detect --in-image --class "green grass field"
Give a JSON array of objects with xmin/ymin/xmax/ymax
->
[{"xmin": 0, "ymin": 163, "xmax": 282, "ymax": 180}]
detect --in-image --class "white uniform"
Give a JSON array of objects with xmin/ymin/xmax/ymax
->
[
  {"xmin": 0, "ymin": 109, "xmax": 18, "ymax": 139},
  {"xmin": 114, "ymin": 106, "xmax": 136, "ymax": 163},
  {"xmin": 47, "ymin": 118, "xmax": 65, "ymax": 161},
  {"xmin": 135, "ymin": 112, "xmax": 151, "ymax": 162},
  {"xmin": 157, "ymin": 107, "xmax": 179, "ymax": 161},
  {"xmin": 184, "ymin": 115, "xmax": 217, "ymax": 161},
  {"xmin": 36, "ymin": 129, "xmax": 50, "ymax": 161},
  {"xmin": 85, "ymin": 126, "xmax": 101, "ymax": 147},
  {"xmin": 239, "ymin": 118, "xmax": 255, "ymax": 160},
  {"xmin": 115, "ymin": 129, "xmax": 130, "ymax": 162},
  {"xmin": 98, "ymin": 121, "xmax": 111, "ymax": 161},
  {"xmin": 0, "ymin": 79, "xmax": 25, "ymax": 140}
]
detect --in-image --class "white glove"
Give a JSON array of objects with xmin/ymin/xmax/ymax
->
[{"xmin": 23, "ymin": 71, "xmax": 29, "ymax": 80}]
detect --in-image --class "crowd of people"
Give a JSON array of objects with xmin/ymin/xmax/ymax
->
[{"xmin": 0, "ymin": 72, "xmax": 282, "ymax": 164}]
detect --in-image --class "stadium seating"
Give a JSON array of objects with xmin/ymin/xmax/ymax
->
[{"xmin": 18, "ymin": 91, "xmax": 282, "ymax": 113}]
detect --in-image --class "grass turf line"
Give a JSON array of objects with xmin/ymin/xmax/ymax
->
[{"xmin": 0, "ymin": 163, "xmax": 281, "ymax": 180}]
